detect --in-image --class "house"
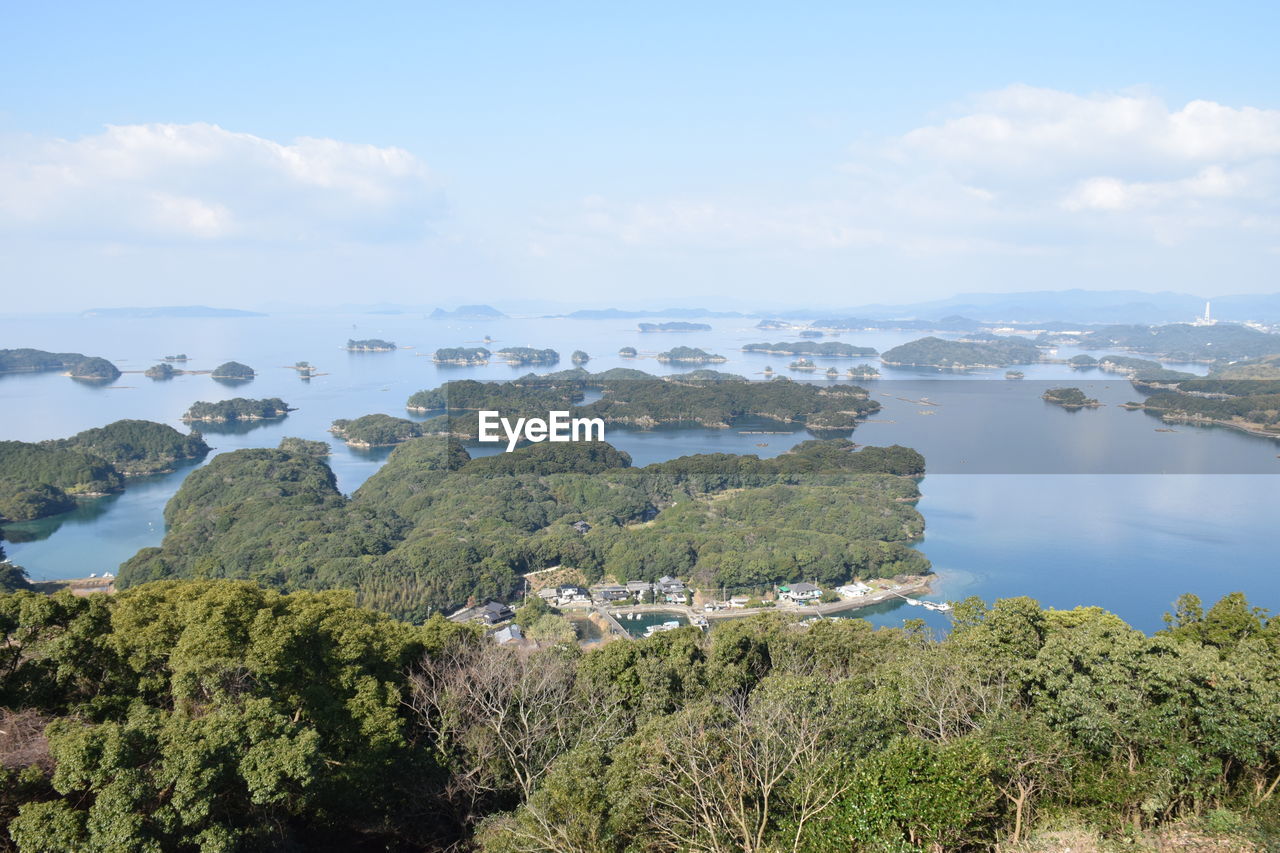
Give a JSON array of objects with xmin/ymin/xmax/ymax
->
[
  {"xmin": 556, "ymin": 586, "xmax": 591, "ymax": 605},
  {"xmin": 656, "ymin": 576, "xmax": 686, "ymax": 602},
  {"xmin": 837, "ymin": 581, "xmax": 872, "ymax": 598},
  {"xmin": 728, "ymin": 596, "xmax": 750, "ymax": 609},
  {"xmin": 477, "ymin": 600, "xmax": 514, "ymax": 624},
  {"xmin": 778, "ymin": 582, "xmax": 822, "ymax": 604},
  {"xmin": 493, "ymin": 624, "xmax": 524, "ymax": 645},
  {"xmin": 592, "ymin": 584, "xmax": 630, "ymax": 603},
  {"xmin": 626, "ymin": 580, "xmax": 654, "ymax": 596},
  {"xmin": 572, "ymin": 520, "xmax": 592, "ymax": 534},
  {"xmin": 536, "ymin": 587, "xmax": 560, "ymax": 603}
]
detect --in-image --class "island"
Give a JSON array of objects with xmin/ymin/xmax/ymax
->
[
  {"xmin": 1042, "ymin": 387, "xmax": 1101, "ymax": 409},
  {"xmin": 637, "ymin": 321, "xmax": 712, "ymax": 332},
  {"xmin": 145, "ymin": 363, "xmax": 178, "ymax": 379},
  {"xmin": 847, "ymin": 365, "xmax": 880, "ymax": 378},
  {"xmin": 210, "ymin": 361, "xmax": 256, "ymax": 380},
  {"xmin": 346, "ymin": 338, "xmax": 397, "ymax": 352},
  {"xmin": 1071, "ymin": 322, "xmax": 1276, "ymax": 362},
  {"xmin": 81, "ymin": 305, "xmax": 265, "ymax": 318},
  {"xmin": 277, "ymin": 437, "xmax": 331, "ymax": 457},
  {"xmin": 799, "ymin": 330, "xmax": 824, "ymax": 338},
  {"xmin": 1130, "ymin": 378, "xmax": 1280, "ymax": 437},
  {"xmin": 433, "ymin": 347, "xmax": 490, "ymax": 365},
  {"xmin": 789, "ymin": 358, "xmax": 817, "ymax": 371},
  {"xmin": 182, "ymin": 398, "xmax": 291, "ymax": 423},
  {"xmin": 495, "ymin": 347, "xmax": 560, "ymax": 366},
  {"xmin": 429, "ymin": 304, "xmax": 507, "ymax": 320},
  {"xmin": 330, "ymin": 414, "xmax": 426, "ymax": 447},
  {"xmin": 743, "ymin": 341, "xmax": 878, "ymax": 357},
  {"xmin": 571, "ymin": 350, "xmax": 590, "ymax": 365},
  {"xmin": 1069, "ymin": 354, "xmax": 1097, "ymax": 367},
  {"xmin": 163, "ymin": 354, "xmax": 190, "ymax": 362},
  {"xmin": 68, "ymin": 356, "xmax": 123, "ymax": 381},
  {"xmin": 880, "ymin": 336, "xmax": 1041, "ymax": 368},
  {"xmin": 48, "ymin": 419, "xmax": 210, "ymax": 476},
  {"xmin": 1005, "ymin": 370, "xmax": 1024, "ymax": 380},
  {"xmin": 618, "ymin": 346, "xmax": 637, "ymax": 358},
  {"xmin": 655, "ymin": 346, "xmax": 727, "ymax": 365},
  {"xmin": 1211, "ymin": 353, "xmax": 1280, "ymax": 380}
]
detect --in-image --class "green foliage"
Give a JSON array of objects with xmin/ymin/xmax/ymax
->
[
  {"xmin": 0, "ymin": 349, "xmax": 92, "ymax": 373},
  {"xmin": 655, "ymin": 346, "xmax": 727, "ymax": 363},
  {"xmin": 346, "ymin": 338, "xmax": 396, "ymax": 350},
  {"xmin": 182, "ymin": 397, "xmax": 289, "ymax": 422},
  {"xmin": 1079, "ymin": 323, "xmax": 1276, "ymax": 362},
  {"xmin": 881, "ymin": 335, "xmax": 1041, "ymax": 367},
  {"xmin": 571, "ymin": 350, "xmax": 590, "ymax": 364},
  {"xmin": 67, "ymin": 356, "xmax": 121, "ymax": 381},
  {"xmin": 209, "ymin": 361, "xmax": 255, "ymax": 379},
  {"xmin": 1042, "ymin": 387, "xmax": 1100, "ymax": 408},
  {"xmin": 495, "ymin": 347, "xmax": 559, "ymax": 365},
  {"xmin": 143, "ymin": 362, "xmax": 176, "ymax": 379},
  {"xmin": 276, "ymin": 437, "xmax": 330, "ymax": 457},
  {"xmin": 330, "ymin": 413, "xmax": 425, "ymax": 446},
  {"xmin": 49, "ymin": 419, "xmax": 209, "ymax": 475},
  {"xmin": 0, "ymin": 441, "xmax": 123, "ymax": 521},
  {"xmin": 1137, "ymin": 381, "xmax": 1280, "ymax": 432},
  {"xmin": 743, "ymin": 341, "xmax": 878, "ymax": 357},
  {"xmin": 618, "ymin": 346, "xmax": 637, "ymax": 357},
  {"xmin": 432, "ymin": 346, "xmax": 490, "ymax": 364}
]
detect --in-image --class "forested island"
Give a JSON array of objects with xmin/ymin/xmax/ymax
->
[
  {"xmin": 1, "ymin": 349, "xmax": 123, "ymax": 383},
  {"xmin": 880, "ymin": 336, "xmax": 1041, "ymax": 368},
  {"xmin": 1213, "ymin": 353, "xmax": 1280, "ymax": 379},
  {"xmin": 182, "ymin": 398, "xmax": 291, "ymax": 423},
  {"xmin": 1068, "ymin": 322, "xmax": 1277, "ymax": 362},
  {"xmin": 162, "ymin": 353, "xmax": 189, "ymax": 362},
  {"xmin": 655, "ymin": 346, "xmax": 727, "ymax": 364},
  {"xmin": 1042, "ymin": 387, "xmax": 1101, "ymax": 409},
  {"xmin": 330, "ymin": 414, "xmax": 426, "ymax": 447},
  {"xmin": 210, "ymin": 361, "xmax": 255, "ymax": 380},
  {"xmin": 637, "ymin": 321, "xmax": 712, "ymax": 332},
  {"xmin": 429, "ymin": 304, "xmax": 506, "ymax": 320},
  {"xmin": 1132, "ymin": 379, "xmax": 1280, "ymax": 437},
  {"xmin": 571, "ymin": 350, "xmax": 590, "ymax": 365},
  {"xmin": 346, "ymin": 338, "xmax": 397, "ymax": 351},
  {"xmin": 743, "ymin": 341, "xmax": 878, "ymax": 357},
  {"xmin": 618, "ymin": 346, "xmax": 637, "ymax": 357},
  {"xmin": 405, "ymin": 369, "xmax": 881, "ymax": 435},
  {"xmin": 433, "ymin": 346, "xmax": 490, "ymax": 364},
  {"xmin": 0, "ymin": 421, "xmax": 208, "ymax": 521},
  {"xmin": 66, "ymin": 356, "xmax": 122, "ymax": 381},
  {"xmin": 495, "ymin": 347, "xmax": 559, "ymax": 366}
]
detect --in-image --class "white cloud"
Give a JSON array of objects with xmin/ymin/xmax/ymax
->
[{"xmin": 0, "ymin": 123, "xmax": 439, "ymax": 242}]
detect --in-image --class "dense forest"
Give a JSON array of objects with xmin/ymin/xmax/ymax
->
[
  {"xmin": 743, "ymin": 341, "xmax": 879, "ymax": 357},
  {"xmin": 0, "ymin": 421, "xmax": 210, "ymax": 522},
  {"xmin": 330, "ymin": 414, "xmax": 426, "ymax": 446},
  {"xmin": 434, "ymin": 347, "xmax": 491, "ymax": 364},
  {"xmin": 117, "ymin": 438, "xmax": 926, "ymax": 619},
  {"xmin": 403, "ymin": 371, "xmax": 881, "ymax": 437},
  {"xmin": 495, "ymin": 348, "xmax": 559, "ymax": 366},
  {"xmin": 1041, "ymin": 387, "xmax": 1100, "ymax": 409},
  {"xmin": 1, "ymin": 581, "xmax": 1277, "ymax": 851},
  {"xmin": 880, "ymin": 336, "xmax": 1041, "ymax": 368},
  {"xmin": 210, "ymin": 361, "xmax": 255, "ymax": 380},
  {"xmin": 143, "ymin": 362, "xmax": 177, "ymax": 379},
  {"xmin": 0, "ymin": 349, "xmax": 118, "ymax": 378},
  {"xmin": 182, "ymin": 397, "xmax": 290, "ymax": 422},
  {"xmin": 656, "ymin": 346, "xmax": 728, "ymax": 364},
  {"xmin": 1135, "ymin": 381, "xmax": 1280, "ymax": 434},
  {"xmin": 1212, "ymin": 353, "xmax": 1280, "ymax": 379}
]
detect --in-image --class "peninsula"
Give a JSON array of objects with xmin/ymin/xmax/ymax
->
[{"xmin": 880, "ymin": 336, "xmax": 1041, "ymax": 368}]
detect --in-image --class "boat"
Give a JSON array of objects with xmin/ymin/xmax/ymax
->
[
  {"xmin": 642, "ymin": 620, "xmax": 682, "ymax": 638},
  {"xmin": 904, "ymin": 597, "xmax": 923, "ymax": 606}
]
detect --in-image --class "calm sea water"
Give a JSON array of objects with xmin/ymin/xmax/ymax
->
[{"xmin": 2, "ymin": 312, "xmax": 1276, "ymax": 632}]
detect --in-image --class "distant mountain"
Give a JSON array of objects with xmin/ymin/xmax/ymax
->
[
  {"xmin": 81, "ymin": 306, "xmax": 266, "ymax": 319},
  {"xmin": 429, "ymin": 304, "xmax": 507, "ymax": 320}
]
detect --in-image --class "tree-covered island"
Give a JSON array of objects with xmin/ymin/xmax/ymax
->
[
  {"xmin": 210, "ymin": 361, "xmax": 255, "ymax": 380},
  {"xmin": 0, "ymin": 348, "xmax": 119, "ymax": 380},
  {"xmin": 655, "ymin": 346, "xmax": 728, "ymax": 364},
  {"xmin": 182, "ymin": 398, "xmax": 291, "ymax": 422},
  {"xmin": 880, "ymin": 336, "xmax": 1041, "ymax": 368},
  {"xmin": 1042, "ymin": 387, "xmax": 1102, "ymax": 408},
  {"xmin": 744, "ymin": 341, "xmax": 878, "ymax": 357},
  {"xmin": 433, "ymin": 346, "xmax": 490, "ymax": 364},
  {"xmin": 637, "ymin": 321, "xmax": 711, "ymax": 332},
  {"xmin": 330, "ymin": 414, "xmax": 426, "ymax": 447},
  {"xmin": 346, "ymin": 338, "xmax": 397, "ymax": 351},
  {"xmin": 495, "ymin": 347, "xmax": 559, "ymax": 366}
]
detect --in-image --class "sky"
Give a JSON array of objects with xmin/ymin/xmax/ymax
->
[{"xmin": 1, "ymin": 1, "xmax": 1278, "ymax": 313}]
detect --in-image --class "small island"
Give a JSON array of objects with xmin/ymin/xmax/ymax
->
[
  {"xmin": 210, "ymin": 361, "xmax": 256, "ymax": 381},
  {"xmin": 1005, "ymin": 370, "xmax": 1025, "ymax": 380},
  {"xmin": 1042, "ymin": 387, "xmax": 1102, "ymax": 409},
  {"xmin": 637, "ymin": 321, "xmax": 711, "ymax": 332},
  {"xmin": 278, "ymin": 437, "xmax": 331, "ymax": 457},
  {"xmin": 346, "ymin": 338, "xmax": 397, "ymax": 352},
  {"xmin": 571, "ymin": 350, "xmax": 590, "ymax": 365},
  {"xmin": 330, "ymin": 414, "xmax": 425, "ymax": 447},
  {"xmin": 656, "ymin": 346, "xmax": 727, "ymax": 365},
  {"xmin": 798, "ymin": 330, "xmax": 824, "ymax": 338},
  {"xmin": 618, "ymin": 346, "xmax": 637, "ymax": 358},
  {"xmin": 429, "ymin": 304, "xmax": 506, "ymax": 320},
  {"xmin": 743, "ymin": 341, "xmax": 878, "ymax": 358},
  {"xmin": 163, "ymin": 354, "xmax": 190, "ymax": 362},
  {"xmin": 433, "ymin": 347, "xmax": 490, "ymax": 365},
  {"xmin": 824, "ymin": 367, "xmax": 839, "ymax": 378},
  {"xmin": 183, "ymin": 398, "xmax": 291, "ymax": 423},
  {"xmin": 847, "ymin": 365, "xmax": 880, "ymax": 378},
  {"xmin": 495, "ymin": 347, "xmax": 560, "ymax": 366},
  {"xmin": 789, "ymin": 358, "xmax": 817, "ymax": 371},
  {"xmin": 1068, "ymin": 354, "xmax": 1097, "ymax": 368}
]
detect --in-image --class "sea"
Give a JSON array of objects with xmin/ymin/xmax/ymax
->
[{"xmin": 2, "ymin": 312, "xmax": 1277, "ymax": 633}]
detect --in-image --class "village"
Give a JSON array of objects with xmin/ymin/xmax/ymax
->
[{"xmin": 447, "ymin": 570, "xmax": 946, "ymax": 647}]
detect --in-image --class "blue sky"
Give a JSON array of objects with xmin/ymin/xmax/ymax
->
[{"xmin": 2, "ymin": 2, "xmax": 1278, "ymax": 311}]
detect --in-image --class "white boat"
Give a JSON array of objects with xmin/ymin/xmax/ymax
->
[{"xmin": 904, "ymin": 597, "xmax": 923, "ymax": 606}]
